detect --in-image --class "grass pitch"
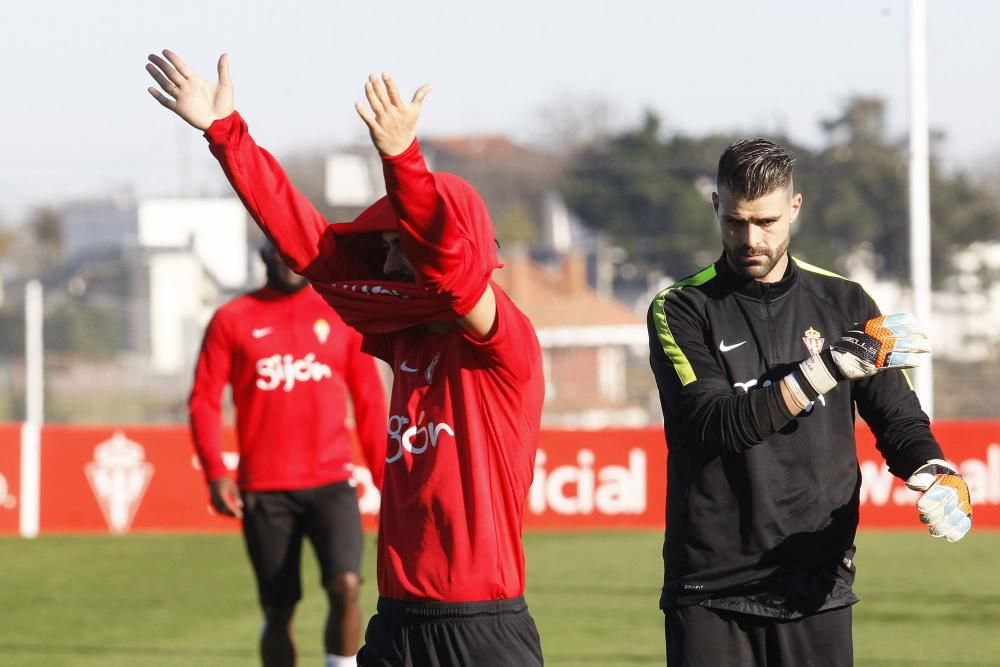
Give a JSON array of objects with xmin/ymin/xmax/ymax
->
[{"xmin": 1, "ymin": 531, "xmax": 997, "ymax": 666}]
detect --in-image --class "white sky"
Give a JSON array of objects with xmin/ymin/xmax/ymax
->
[{"xmin": 1, "ymin": 0, "xmax": 997, "ymax": 224}]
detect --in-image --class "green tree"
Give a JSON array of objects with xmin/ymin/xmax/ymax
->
[
  {"xmin": 797, "ymin": 96, "xmax": 1000, "ymax": 282},
  {"xmin": 793, "ymin": 97, "xmax": 910, "ymax": 277},
  {"xmin": 560, "ymin": 111, "xmax": 725, "ymax": 279},
  {"xmin": 561, "ymin": 97, "xmax": 1000, "ymax": 285}
]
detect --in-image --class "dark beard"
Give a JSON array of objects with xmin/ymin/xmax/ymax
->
[{"xmin": 725, "ymin": 237, "xmax": 790, "ymax": 280}]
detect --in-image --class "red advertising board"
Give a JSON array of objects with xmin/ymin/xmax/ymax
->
[
  {"xmin": 0, "ymin": 421, "xmax": 997, "ymax": 535},
  {"xmin": 856, "ymin": 420, "xmax": 1000, "ymax": 528},
  {"xmin": 0, "ymin": 423, "xmax": 20, "ymax": 534},
  {"xmin": 525, "ymin": 429, "xmax": 666, "ymax": 530},
  {"xmin": 34, "ymin": 425, "xmax": 382, "ymax": 535},
  {"xmin": 38, "ymin": 425, "xmax": 239, "ymax": 534}
]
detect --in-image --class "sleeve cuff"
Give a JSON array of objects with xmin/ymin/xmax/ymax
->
[
  {"xmin": 203, "ymin": 110, "xmax": 243, "ymax": 145},
  {"xmin": 889, "ymin": 443, "xmax": 946, "ymax": 479},
  {"xmin": 380, "ymin": 137, "xmax": 421, "ymax": 164},
  {"xmin": 204, "ymin": 463, "xmax": 228, "ymax": 483}
]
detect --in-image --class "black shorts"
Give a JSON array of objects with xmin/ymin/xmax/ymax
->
[
  {"xmin": 665, "ymin": 604, "xmax": 853, "ymax": 667},
  {"xmin": 357, "ymin": 596, "xmax": 543, "ymax": 667},
  {"xmin": 241, "ymin": 480, "xmax": 362, "ymax": 608}
]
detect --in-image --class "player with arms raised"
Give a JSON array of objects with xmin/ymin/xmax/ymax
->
[{"xmin": 147, "ymin": 50, "xmax": 545, "ymax": 667}]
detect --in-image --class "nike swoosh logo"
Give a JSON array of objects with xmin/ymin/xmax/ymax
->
[
  {"xmin": 252, "ymin": 327, "xmax": 273, "ymax": 339},
  {"xmin": 719, "ymin": 340, "xmax": 747, "ymax": 352},
  {"xmin": 400, "ymin": 360, "xmax": 419, "ymax": 373}
]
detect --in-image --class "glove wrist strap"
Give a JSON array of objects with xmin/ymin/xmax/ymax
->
[
  {"xmin": 782, "ymin": 373, "xmax": 812, "ymax": 410},
  {"xmin": 912, "ymin": 458, "xmax": 958, "ymax": 477},
  {"xmin": 791, "ymin": 349, "xmax": 841, "ymax": 401}
]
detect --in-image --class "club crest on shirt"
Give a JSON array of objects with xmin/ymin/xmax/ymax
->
[
  {"xmin": 802, "ymin": 326, "xmax": 825, "ymax": 356},
  {"xmin": 313, "ymin": 318, "xmax": 330, "ymax": 344}
]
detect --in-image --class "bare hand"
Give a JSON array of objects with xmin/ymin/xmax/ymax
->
[
  {"xmin": 209, "ymin": 477, "xmax": 243, "ymax": 518},
  {"xmin": 146, "ymin": 50, "xmax": 234, "ymax": 131},
  {"xmin": 355, "ymin": 73, "xmax": 431, "ymax": 157}
]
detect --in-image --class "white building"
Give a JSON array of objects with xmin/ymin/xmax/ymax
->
[
  {"xmin": 60, "ymin": 197, "xmax": 251, "ymax": 374},
  {"xmin": 845, "ymin": 242, "xmax": 1000, "ymax": 362}
]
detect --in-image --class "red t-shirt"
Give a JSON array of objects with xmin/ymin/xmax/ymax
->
[
  {"xmin": 363, "ymin": 287, "xmax": 544, "ymax": 601},
  {"xmin": 189, "ymin": 285, "xmax": 387, "ymax": 491}
]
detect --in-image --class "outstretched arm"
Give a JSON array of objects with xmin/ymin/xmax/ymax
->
[
  {"xmin": 356, "ymin": 73, "xmax": 497, "ymax": 338},
  {"xmin": 145, "ymin": 50, "xmax": 353, "ymax": 283}
]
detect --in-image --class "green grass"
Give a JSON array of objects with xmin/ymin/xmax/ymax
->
[{"xmin": 0, "ymin": 531, "xmax": 997, "ymax": 666}]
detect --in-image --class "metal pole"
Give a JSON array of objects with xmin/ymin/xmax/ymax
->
[
  {"xmin": 25, "ymin": 280, "xmax": 43, "ymax": 424},
  {"xmin": 908, "ymin": 0, "xmax": 934, "ymax": 419},
  {"xmin": 20, "ymin": 280, "xmax": 43, "ymax": 538}
]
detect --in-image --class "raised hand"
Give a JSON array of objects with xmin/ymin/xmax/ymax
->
[
  {"xmin": 146, "ymin": 50, "xmax": 234, "ymax": 131},
  {"xmin": 355, "ymin": 73, "xmax": 431, "ymax": 157}
]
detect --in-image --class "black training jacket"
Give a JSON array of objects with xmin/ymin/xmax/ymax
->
[{"xmin": 647, "ymin": 254, "xmax": 942, "ymax": 614}]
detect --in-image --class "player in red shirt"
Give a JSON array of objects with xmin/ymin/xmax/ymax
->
[
  {"xmin": 149, "ymin": 49, "xmax": 544, "ymax": 666},
  {"xmin": 189, "ymin": 241, "xmax": 387, "ymax": 667}
]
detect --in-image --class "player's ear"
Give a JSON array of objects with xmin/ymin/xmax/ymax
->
[{"xmin": 790, "ymin": 192, "xmax": 803, "ymax": 224}]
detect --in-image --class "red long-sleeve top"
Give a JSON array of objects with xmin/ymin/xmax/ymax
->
[
  {"xmin": 204, "ymin": 112, "xmax": 544, "ymax": 602},
  {"xmin": 189, "ymin": 285, "xmax": 387, "ymax": 491}
]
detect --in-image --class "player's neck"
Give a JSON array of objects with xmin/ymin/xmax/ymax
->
[{"xmin": 265, "ymin": 279, "xmax": 308, "ymax": 295}]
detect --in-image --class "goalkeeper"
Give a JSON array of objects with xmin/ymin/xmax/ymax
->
[{"xmin": 647, "ymin": 138, "xmax": 972, "ymax": 666}]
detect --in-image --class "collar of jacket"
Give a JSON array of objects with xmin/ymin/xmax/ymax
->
[{"xmin": 715, "ymin": 252, "xmax": 799, "ymax": 302}]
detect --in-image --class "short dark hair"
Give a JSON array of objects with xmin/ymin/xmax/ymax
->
[{"xmin": 717, "ymin": 139, "xmax": 795, "ymax": 200}]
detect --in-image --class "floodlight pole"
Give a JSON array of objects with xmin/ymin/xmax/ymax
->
[{"xmin": 908, "ymin": 0, "xmax": 934, "ymax": 419}]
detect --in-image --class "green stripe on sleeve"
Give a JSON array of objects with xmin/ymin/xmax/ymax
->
[{"xmin": 652, "ymin": 265, "xmax": 717, "ymax": 387}]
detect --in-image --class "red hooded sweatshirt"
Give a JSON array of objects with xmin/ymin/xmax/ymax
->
[{"xmin": 205, "ymin": 112, "xmax": 544, "ymax": 602}]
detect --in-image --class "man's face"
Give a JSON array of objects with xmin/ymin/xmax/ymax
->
[
  {"xmin": 713, "ymin": 185, "xmax": 802, "ymax": 282},
  {"xmin": 262, "ymin": 249, "xmax": 308, "ymax": 291},
  {"xmin": 381, "ymin": 232, "xmax": 416, "ymax": 283}
]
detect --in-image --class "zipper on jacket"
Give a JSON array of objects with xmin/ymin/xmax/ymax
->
[{"xmin": 761, "ymin": 283, "xmax": 780, "ymax": 364}]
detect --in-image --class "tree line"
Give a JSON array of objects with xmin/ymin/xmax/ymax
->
[{"xmin": 559, "ymin": 96, "xmax": 1000, "ymax": 285}]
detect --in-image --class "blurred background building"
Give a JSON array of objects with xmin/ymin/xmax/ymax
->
[{"xmin": 1, "ymin": 103, "xmax": 997, "ymax": 425}]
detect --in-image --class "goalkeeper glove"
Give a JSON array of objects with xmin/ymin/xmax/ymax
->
[
  {"xmin": 784, "ymin": 313, "xmax": 930, "ymax": 409},
  {"xmin": 905, "ymin": 460, "xmax": 973, "ymax": 542}
]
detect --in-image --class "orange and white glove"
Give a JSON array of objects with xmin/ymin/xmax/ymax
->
[
  {"xmin": 785, "ymin": 313, "xmax": 930, "ymax": 409},
  {"xmin": 828, "ymin": 312, "xmax": 930, "ymax": 380},
  {"xmin": 905, "ymin": 460, "xmax": 973, "ymax": 542}
]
